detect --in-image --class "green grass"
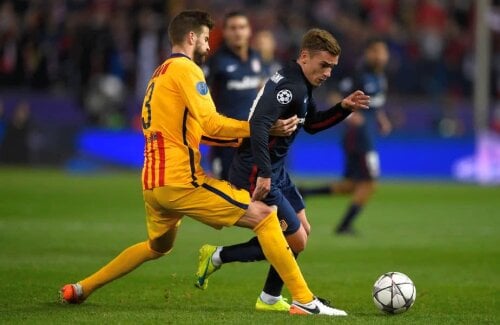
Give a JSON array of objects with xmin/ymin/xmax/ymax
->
[{"xmin": 0, "ymin": 167, "xmax": 499, "ymax": 324}]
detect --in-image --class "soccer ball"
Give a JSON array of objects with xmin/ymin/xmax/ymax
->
[{"xmin": 372, "ymin": 272, "xmax": 416, "ymax": 314}]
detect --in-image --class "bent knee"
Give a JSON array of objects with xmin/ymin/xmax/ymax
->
[
  {"xmin": 287, "ymin": 234, "xmax": 308, "ymax": 253},
  {"xmin": 147, "ymin": 240, "xmax": 173, "ymax": 257},
  {"xmin": 290, "ymin": 240, "xmax": 307, "ymax": 253}
]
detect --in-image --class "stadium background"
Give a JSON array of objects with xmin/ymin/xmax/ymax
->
[
  {"xmin": 1, "ymin": 0, "xmax": 498, "ymax": 181},
  {"xmin": 1, "ymin": 1, "xmax": 499, "ymax": 323}
]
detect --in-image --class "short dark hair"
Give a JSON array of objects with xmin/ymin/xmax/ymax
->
[
  {"xmin": 301, "ymin": 28, "xmax": 341, "ymax": 57},
  {"xmin": 168, "ymin": 10, "xmax": 215, "ymax": 45},
  {"xmin": 223, "ymin": 10, "xmax": 248, "ymax": 28},
  {"xmin": 364, "ymin": 37, "xmax": 387, "ymax": 50}
]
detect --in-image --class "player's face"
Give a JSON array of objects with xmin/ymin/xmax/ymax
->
[
  {"xmin": 193, "ymin": 26, "xmax": 211, "ymax": 65},
  {"xmin": 300, "ymin": 50, "xmax": 339, "ymax": 87},
  {"xmin": 223, "ymin": 16, "xmax": 251, "ymax": 49},
  {"xmin": 366, "ymin": 42, "xmax": 389, "ymax": 71}
]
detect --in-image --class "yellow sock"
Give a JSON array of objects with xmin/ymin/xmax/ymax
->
[
  {"xmin": 79, "ymin": 241, "xmax": 163, "ymax": 299},
  {"xmin": 253, "ymin": 211, "xmax": 314, "ymax": 304}
]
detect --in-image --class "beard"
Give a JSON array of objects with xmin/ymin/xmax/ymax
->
[{"xmin": 193, "ymin": 46, "xmax": 208, "ymax": 66}]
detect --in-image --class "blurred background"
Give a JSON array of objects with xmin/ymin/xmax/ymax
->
[{"xmin": 0, "ymin": 0, "xmax": 499, "ymax": 182}]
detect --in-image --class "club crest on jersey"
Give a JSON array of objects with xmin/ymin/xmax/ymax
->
[
  {"xmin": 279, "ymin": 219, "xmax": 288, "ymax": 232},
  {"xmin": 196, "ymin": 81, "xmax": 209, "ymax": 95},
  {"xmin": 251, "ymin": 58, "xmax": 261, "ymax": 73},
  {"xmin": 276, "ymin": 89, "xmax": 292, "ymax": 104}
]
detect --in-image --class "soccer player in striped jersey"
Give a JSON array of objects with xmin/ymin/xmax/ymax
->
[{"xmin": 59, "ymin": 10, "xmax": 348, "ymax": 316}]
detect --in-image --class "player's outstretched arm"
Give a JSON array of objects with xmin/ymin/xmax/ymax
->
[
  {"xmin": 304, "ymin": 90, "xmax": 370, "ymax": 134},
  {"xmin": 199, "ymin": 115, "xmax": 299, "ymax": 148},
  {"xmin": 176, "ymin": 61, "xmax": 250, "ymax": 138}
]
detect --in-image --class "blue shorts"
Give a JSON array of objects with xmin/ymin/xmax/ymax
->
[{"xmin": 263, "ymin": 171, "xmax": 305, "ymax": 235}]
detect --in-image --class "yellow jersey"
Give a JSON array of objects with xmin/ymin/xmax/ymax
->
[{"xmin": 141, "ymin": 53, "xmax": 249, "ymax": 190}]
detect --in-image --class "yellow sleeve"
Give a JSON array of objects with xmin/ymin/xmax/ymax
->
[{"xmin": 174, "ymin": 61, "xmax": 250, "ymax": 138}]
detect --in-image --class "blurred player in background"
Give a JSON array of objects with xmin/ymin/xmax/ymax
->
[
  {"xmin": 206, "ymin": 11, "xmax": 267, "ymax": 180},
  {"xmin": 300, "ymin": 38, "xmax": 392, "ymax": 235},
  {"xmin": 195, "ymin": 28, "xmax": 370, "ymax": 312},
  {"xmin": 60, "ymin": 10, "xmax": 344, "ymax": 316},
  {"xmin": 253, "ymin": 30, "xmax": 282, "ymax": 77},
  {"xmin": 0, "ymin": 101, "xmax": 31, "ymax": 164}
]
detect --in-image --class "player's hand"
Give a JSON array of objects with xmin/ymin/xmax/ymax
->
[
  {"xmin": 252, "ymin": 177, "xmax": 271, "ymax": 201},
  {"xmin": 341, "ymin": 90, "xmax": 370, "ymax": 111},
  {"xmin": 269, "ymin": 115, "xmax": 299, "ymax": 137}
]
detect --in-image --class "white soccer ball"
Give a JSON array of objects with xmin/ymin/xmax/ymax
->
[{"xmin": 372, "ymin": 271, "xmax": 416, "ymax": 314}]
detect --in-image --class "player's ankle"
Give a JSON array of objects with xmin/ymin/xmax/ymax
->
[
  {"xmin": 211, "ymin": 246, "xmax": 223, "ymax": 267},
  {"xmin": 260, "ymin": 291, "xmax": 282, "ymax": 304}
]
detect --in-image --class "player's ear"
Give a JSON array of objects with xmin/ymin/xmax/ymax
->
[
  {"xmin": 187, "ymin": 31, "xmax": 197, "ymax": 45},
  {"xmin": 299, "ymin": 50, "xmax": 310, "ymax": 64}
]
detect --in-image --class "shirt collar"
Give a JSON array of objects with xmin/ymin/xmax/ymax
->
[
  {"xmin": 290, "ymin": 60, "xmax": 313, "ymax": 91},
  {"xmin": 169, "ymin": 53, "xmax": 191, "ymax": 60}
]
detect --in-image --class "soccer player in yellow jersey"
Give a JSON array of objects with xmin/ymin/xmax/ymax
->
[{"xmin": 59, "ymin": 10, "xmax": 347, "ymax": 316}]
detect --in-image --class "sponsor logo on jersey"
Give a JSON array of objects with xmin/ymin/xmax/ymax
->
[
  {"xmin": 227, "ymin": 76, "xmax": 261, "ymax": 90},
  {"xmin": 251, "ymin": 58, "xmax": 261, "ymax": 73},
  {"xmin": 196, "ymin": 82, "xmax": 209, "ymax": 95},
  {"xmin": 279, "ymin": 219, "xmax": 288, "ymax": 232},
  {"xmin": 226, "ymin": 64, "xmax": 238, "ymax": 73},
  {"xmin": 276, "ymin": 89, "xmax": 293, "ymax": 104}
]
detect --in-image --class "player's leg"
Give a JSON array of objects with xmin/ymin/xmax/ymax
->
[
  {"xmin": 184, "ymin": 177, "xmax": 345, "ymax": 315},
  {"xmin": 212, "ymin": 187, "xmax": 302, "ymax": 263},
  {"xmin": 335, "ymin": 151, "xmax": 378, "ymax": 234},
  {"xmin": 60, "ymin": 190, "xmax": 181, "ymax": 303},
  {"xmin": 190, "ymin": 182, "xmax": 307, "ymax": 299},
  {"xmin": 244, "ymin": 206, "xmax": 346, "ymax": 315},
  {"xmin": 202, "ymin": 227, "xmax": 306, "ymax": 311},
  {"xmin": 235, "ymin": 201, "xmax": 315, "ymax": 303},
  {"xmin": 197, "ymin": 186, "xmax": 303, "ymax": 289},
  {"xmin": 331, "ymin": 179, "xmax": 356, "ymax": 194},
  {"xmin": 258, "ymin": 182, "xmax": 310, "ymax": 310},
  {"xmin": 202, "ymin": 184, "xmax": 308, "ymax": 310},
  {"xmin": 257, "ymin": 221, "xmax": 306, "ymax": 311},
  {"xmin": 195, "ymin": 188, "xmax": 274, "ymax": 290},
  {"xmin": 299, "ymin": 179, "xmax": 355, "ymax": 198},
  {"xmin": 335, "ymin": 180, "xmax": 375, "ymax": 234},
  {"xmin": 197, "ymin": 179, "xmax": 308, "ymax": 308}
]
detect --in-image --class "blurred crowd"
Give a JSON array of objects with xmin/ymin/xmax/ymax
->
[
  {"xmin": 0, "ymin": 0, "xmax": 492, "ymax": 93},
  {"xmin": 0, "ymin": 0, "xmax": 499, "ymax": 129}
]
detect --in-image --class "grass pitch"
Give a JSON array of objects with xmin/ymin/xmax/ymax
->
[{"xmin": 0, "ymin": 167, "xmax": 498, "ymax": 324}]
